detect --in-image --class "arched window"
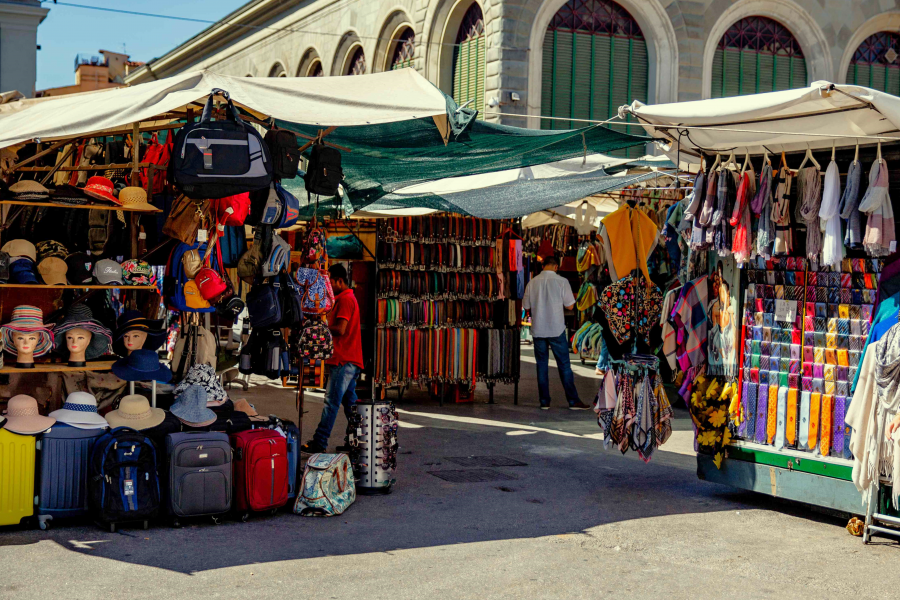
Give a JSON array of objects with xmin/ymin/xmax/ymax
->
[
  {"xmin": 711, "ymin": 17, "xmax": 806, "ymax": 98},
  {"xmin": 391, "ymin": 28, "xmax": 416, "ymax": 70},
  {"xmin": 452, "ymin": 3, "xmax": 485, "ymax": 114},
  {"xmin": 269, "ymin": 63, "xmax": 286, "ymax": 77},
  {"xmin": 346, "ymin": 47, "xmax": 366, "ymax": 75},
  {"xmin": 846, "ymin": 31, "xmax": 900, "ymax": 94},
  {"xmin": 307, "ymin": 60, "xmax": 324, "ymax": 77}
]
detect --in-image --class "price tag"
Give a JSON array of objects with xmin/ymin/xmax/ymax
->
[
  {"xmin": 197, "ymin": 229, "xmax": 208, "ymax": 243},
  {"xmin": 891, "ymin": 240, "xmax": 897, "ymax": 253},
  {"xmin": 138, "ymin": 231, "xmax": 147, "ymax": 240},
  {"xmin": 124, "ymin": 480, "xmax": 134, "ymax": 496},
  {"xmin": 774, "ymin": 299, "xmax": 797, "ymax": 322}
]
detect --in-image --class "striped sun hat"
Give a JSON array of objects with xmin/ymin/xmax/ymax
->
[{"xmin": 1, "ymin": 305, "xmax": 52, "ymax": 357}]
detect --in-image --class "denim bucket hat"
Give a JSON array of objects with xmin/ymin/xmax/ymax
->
[{"xmin": 170, "ymin": 384, "xmax": 217, "ymax": 427}]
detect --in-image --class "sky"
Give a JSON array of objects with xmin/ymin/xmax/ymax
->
[{"xmin": 36, "ymin": 0, "xmax": 248, "ymax": 90}]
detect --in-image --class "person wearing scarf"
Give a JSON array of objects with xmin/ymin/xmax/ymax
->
[
  {"xmin": 819, "ymin": 159, "xmax": 844, "ymax": 268},
  {"xmin": 751, "ymin": 162, "xmax": 774, "ymax": 258},
  {"xmin": 847, "ymin": 323, "xmax": 900, "ymax": 509},
  {"xmin": 797, "ymin": 166, "xmax": 823, "ymax": 260},
  {"xmin": 858, "ymin": 158, "xmax": 896, "ymax": 257},
  {"xmin": 839, "ymin": 158, "xmax": 863, "ymax": 248}
]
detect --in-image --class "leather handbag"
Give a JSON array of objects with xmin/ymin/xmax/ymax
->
[
  {"xmin": 295, "ymin": 267, "xmax": 334, "ymax": 314},
  {"xmin": 162, "ymin": 195, "xmax": 211, "ymax": 245}
]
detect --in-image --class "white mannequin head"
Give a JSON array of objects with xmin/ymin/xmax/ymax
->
[
  {"xmin": 13, "ymin": 331, "xmax": 39, "ymax": 364},
  {"xmin": 65, "ymin": 327, "xmax": 92, "ymax": 363},
  {"xmin": 122, "ymin": 330, "xmax": 147, "ymax": 354}
]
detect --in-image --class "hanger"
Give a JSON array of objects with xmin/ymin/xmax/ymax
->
[
  {"xmin": 854, "ymin": 139, "xmax": 859, "ymax": 162},
  {"xmin": 797, "ymin": 145, "xmax": 821, "ymax": 171},
  {"xmin": 831, "ymin": 140, "xmax": 836, "ymax": 162},
  {"xmin": 740, "ymin": 151, "xmax": 751, "ymax": 176},
  {"xmin": 722, "ymin": 150, "xmax": 737, "ymax": 171},
  {"xmin": 710, "ymin": 153, "xmax": 721, "ymax": 171},
  {"xmin": 763, "ymin": 148, "xmax": 771, "ymax": 167},
  {"xmin": 877, "ymin": 141, "xmax": 882, "ymax": 161},
  {"xmin": 498, "ymin": 224, "xmax": 521, "ymax": 240}
]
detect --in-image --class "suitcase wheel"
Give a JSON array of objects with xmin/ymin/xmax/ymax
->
[
  {"xmin": 240, "ymin": 513, "xmax": 249, "ymax": 523},
  {"xmin": 270, "ymin": 508, "xmax": 278, "ymax": 516},
  {"xmin": 172, "ymin": 519, "xmax": 182, "ymax": 529},
  {"xmin": 211, "ymin": 516, "xmax": 220, "ymax": 525},
  {"xmin": 37, "ymin": 515, "xmax": 52, "ymax": 531},
  {"xmin": 142, "ymin": 521, "xmax": 149, "ymax": 530},
  {"xmin": 109, "ymin": 523, "xmax": 117, "ymax": 533}
]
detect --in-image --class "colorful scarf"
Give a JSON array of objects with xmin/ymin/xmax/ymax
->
[
  {"xmin": 819, "ymin": 160, "xmax": 844, "ymax": 268},
  {"xmin": 839, "ymin": 159, "xmax": 863, "ymax": 248},
  {"xmin": 858, "ymin": 158, "xmax": 896, "ymax": 257},
  {"xmin": 796, "ymin": 166, "xmax": 823, "ymax": 260}
]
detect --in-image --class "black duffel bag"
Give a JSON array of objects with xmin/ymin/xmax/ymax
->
[{"xmin": 170, "ymin": 89, "xmax": 272, "ymax": 198}]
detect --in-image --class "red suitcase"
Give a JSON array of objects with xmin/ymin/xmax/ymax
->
[{"xmin": 230, "ymin": 429, "xmax": 289, "ymax": 520}]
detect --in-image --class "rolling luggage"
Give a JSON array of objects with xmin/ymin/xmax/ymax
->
[
  {"xmin": 230, "ymin": 429, "xmax": 288, "ymax": 520},
  {"xmin": 0, "ymin": 429, "xmax": 36, "ymax": 527},
  {"xmin": 252, "ymin": 416, "xmax": 299, "ymax": 497},
  {"xmin": 166, "ymin": 432, "xmax": 232, "ymax": 526},
  {"xmin": 36, "ymin": 424, "xmax": 104, "ymax": 530},
  {"xmin": 89, "ymin": 427, "xmax": 161, "ymax": 532}
]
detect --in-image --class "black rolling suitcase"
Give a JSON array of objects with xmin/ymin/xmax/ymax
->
[{"xmin": 165, "ymin": 431, "xmax": 233, "ymax": 526}]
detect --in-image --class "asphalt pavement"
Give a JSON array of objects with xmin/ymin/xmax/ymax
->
[{"xmin": 1, "ymin": 344, "xmax": 898, "ymax": 599}]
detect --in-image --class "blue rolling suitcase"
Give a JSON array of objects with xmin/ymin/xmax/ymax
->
[{"xmin": 36, "ymin": 424, "xmax": 104, "ymax": 530}]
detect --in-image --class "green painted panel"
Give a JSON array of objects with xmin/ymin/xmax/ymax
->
[{"xmin": 725, "ymin": 445, "xmax": 853, "ymax": 480}]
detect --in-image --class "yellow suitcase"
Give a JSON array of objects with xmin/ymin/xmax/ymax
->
[{"xmin": 0, "ymin": 429, "xmax": 36, "ymax": 526}]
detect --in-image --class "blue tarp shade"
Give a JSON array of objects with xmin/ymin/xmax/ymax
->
[{"xmin": 277, "ymin": 98, "xmax": 648, "ymax": 211}]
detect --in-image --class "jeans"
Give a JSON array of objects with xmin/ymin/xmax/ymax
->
[
  {"xmin": 313, "ymin": 363, "xmax": 361, "ymax": 449},
  {"xmin": 533, "ymin": 331, "xmax": 580, "ymax": 407}
]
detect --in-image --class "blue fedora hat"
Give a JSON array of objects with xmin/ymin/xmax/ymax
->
[{"xmin": 112, "ymin": 348, "xmax": 172, "ymax": 382}]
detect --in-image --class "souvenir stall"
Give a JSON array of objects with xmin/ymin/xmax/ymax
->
[
  {"xmin": 623, "ymin": 82, "xmax": 900, "ymax": 526},
  {"xmin": 0, "ymin": 68, "xmax": 649, "ymax": 528}
]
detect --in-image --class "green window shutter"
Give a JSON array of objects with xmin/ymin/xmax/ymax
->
[
  {"xmin": 774, "ymin": 55, "xmax": 792, "ymax": 91},
  {"xmin": 541, "ymin": 33, "xmax": 554, "ymax": 129},
  {"xmin": 552, "ymin": 31, "xmax": 573, "ymax": 130},
  {"xmin": 888, "ymin": 68, "xmax": 900, "ymax": 96},
  {"xmin": 758, "ymin": 53, "xmax": 774, "ymax": 93},
  {"xmin": 871, "ymin": 63, "xmax": 886, "ymax": 92},
  {"xmin": 741, "ymin": 50, "xmax": 758, "ymax": 94},
  {"xmin": 591, "ymin": 35, "xmax": 611, "ymax": 121},
  {"xmin": 712, "ymin": 49, "xmax": 724, "ymax": 98},
  {"xmin": 475, "ymin": 35, "xmax": 485, "ymax": 117},
  {"xmin": 792, "ymin": 57, "xmax": 807, "ymax": 88},
  {"xmin": 571, "ymin": 32, "xmax": 592, "ymax": 128},
  {"xmin": 723, "ymin": 49, "xmax": 741, "ymax": 97}
]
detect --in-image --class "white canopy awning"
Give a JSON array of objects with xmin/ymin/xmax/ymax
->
[
  {"xmin": 623, "ymin": 81, "xmax": 900, "ymax": 161},
  {"xmin": 0, "ymin": 69, "xmax": 449, "ymax": 149}
]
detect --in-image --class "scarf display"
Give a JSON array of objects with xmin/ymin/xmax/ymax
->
[
  {"xmin": 818, "ymin": 160, "xmax": 844, "ymax": 268},
  {"xmin": 698, "ymin": 170, "xmax": 717, "ymax": 226},
  {"xmin": 771, "ymin": 164, "xmax": 793, "ymax": 255},
  {"xmin": 796, "ymin": 166, "xmax": 823, "ymax": 260},
  {"xmin": 752, "ymin": 162, "xmax": 775, "ymax": 258},
  {"xmin": 858, "ymin": 158, "xmax": 896, "ymax": 257},
  {"xmin": 598, "ymin": 274, "xmax": 663, "ymax": 346},
  {"xmin": 593, "ymin": 354, "xmax": 673, "ymax": 462},
  {"xmin": 839, "ymin": 159, "xmax": 863, "ymax": 248},
  {"xmin": 729, "ymin": 171, "xmax": 754, "ymax": 265}
]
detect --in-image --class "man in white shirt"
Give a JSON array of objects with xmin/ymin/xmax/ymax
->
[{"xmin": 522, "ymin": 256, "xmax": 588, "ymax": 410}]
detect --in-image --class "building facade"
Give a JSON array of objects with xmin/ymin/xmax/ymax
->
[
  {"xmin": 125, "ymin": 0, "xmax": 900, "ymax": 130},
  {"xmin": 0, "ymin": 0, "xmax": 48, "ymax": 97},
  {"xmin": 36, "ymin": 50, "xmax": 145, "ymax": 97}
]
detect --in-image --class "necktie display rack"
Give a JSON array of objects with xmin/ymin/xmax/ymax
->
[{"xmin": 374, "ymin": 215, "xmax": 521, "ymax": 405}]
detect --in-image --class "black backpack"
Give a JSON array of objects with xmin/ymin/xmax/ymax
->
[
  {"xmin": 279, "ymin": 272, "xmax": 304, "ymax": 328},
  {"xmin": 170, "ymin": 89, "xmax": 272, "ymax": 199},
  {"xmin": 239, "ymin": 328, "xmax": 285, "ymax": 380},
  {"xmin": 246, "ymin": 279, "xmax": 283, "ymax": 329},
  {"xmin": 264, "ymin": 128, "xmax": 300, "ymax": 180},
  {"xmin": 304, "ymin": 144, "xmax": 343, "ymax": 197},
  {"xmin": 89, "ymin": 427, "xmax": 161, "ymax": 527}
]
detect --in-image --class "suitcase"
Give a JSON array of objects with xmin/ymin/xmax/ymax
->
[
  {"xmin": 166, "ymin": 432, "xmax": 232, "ymax": 526},
  {"xmin": 251, "ymin": 416, "xmax": 299, "ymax": 497},
  {"xmin": 0, "ymin": 429, "xmax": 36, "ymax": 527},
  {"xmin": 36, "ymin": 424, "xmax": 104, "ymax": 530},
  {"xmin": 89, "ymin": 427, "xmax": 161, "ymax": 532},
  {"xmin": 230, "ymin": 429, "xmax": 288, "ymax": 520}
]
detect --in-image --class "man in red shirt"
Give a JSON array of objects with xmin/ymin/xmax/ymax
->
[{"xmin": 303, "ymin": 264, "xmax": 364, "ymax": 453}]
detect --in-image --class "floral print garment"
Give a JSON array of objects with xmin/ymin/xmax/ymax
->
[{"xmin": 599, "ymin": 274, "xmax": 663, "ymax": 345}]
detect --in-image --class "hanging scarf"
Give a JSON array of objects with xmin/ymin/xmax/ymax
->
[
  {"xmin": 797, "ymin": 166, "xmax": 823, "ymax": 260},
  {"xmin": 684, "ymin": 171, "xmax": 706, "ymax": 219},
  {"xmin": 858, "ymin": 158, "xmax": 896, "ymax": 257},
  {"xmin": 771, "ymin": 165, "xmax": 793, "ymax": 255},
  {"xmin": 711, "ymin": 168, "xmax": 730, "ymax": 227},
  {"xmin": 874, "ymin": 325, "xmax": 900, "ymax": 507},
  {"xmin": 819, "ymin": 160, "xmax": 844, "ymax": 268},
  {"xmin": 753, "ymin": 163, "xmax": 775, "ymax": 258},
  {"xmin": 729, "ymin": 171, "xmax": 753, "ymax": 264},
  {"xmin": 839, "ymin": 159, "xmax": 864, "ymax": 248},
  {"xmin": 750, "ymin": 162, "xmax": 772, "ymax": 214},
  {"xmin": 595, "ymin": 369, "xmax": 618, "ymax": 448},
  {"xmin": 633, "ymin": 373, "xmax": 656, "ymax": 463},
  {"xmin": 698, "ymin": 170, "xmax": 718, "ymax": 226}
]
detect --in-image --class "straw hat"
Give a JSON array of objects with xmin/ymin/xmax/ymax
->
[
  {"xmin": 118, "ymin": 187, "xmax": 158, "ymax": 211},
  {"xmin": 52, "ymin": 303, "xmax": 112, "ymax": 360},
  {"xmin": 1, "ymin": 305, "xmax": 52, "ymax": 357},
  {"xmin": 83, "ymin": 176, "xmax": 120, "ymax": 205},
  {"xmin": 9, "ymin": 180, "xmax": 50, "ymax": 200},
  {"xmin": 49, "ymin": 392, "xmax": 108, "ymax": 430},
  {"xmin": 105, "ymin": 395, "xmax": 166, "ymax": 430},
  {"xmin": 3, "ymin": 394, "xmax": 55, "ymax": 434}
]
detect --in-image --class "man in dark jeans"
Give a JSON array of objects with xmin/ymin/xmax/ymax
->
[
  {"xmin": 522, "ymin": 256, "xmax": 588, "ymax": 410},
  {"xmin": 302, "ymin": 264, "xmax": 365, "ymax": 453}
]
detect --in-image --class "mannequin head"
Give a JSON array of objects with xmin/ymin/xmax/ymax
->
[
  {"xmin": 13, "ymin": 331, "xmax": 39, "ymax": 365},
  {"xmin": 65, "ymin": 327, "xmax": 92, "ymax": 363},
  {"xmin": 122, "ymin": 330, "xmax": 148, "ymax": 354}
]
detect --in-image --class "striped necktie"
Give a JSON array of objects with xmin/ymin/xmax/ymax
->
[
  {"xmin": 775, "ymin": 387, "xmax": 788, "ymax": 449},
  {"xmin": 799, "ymin": 391, "xmax": 810, "ymax": 449},
  {"xmin": 820, "ymin": 394, "xmax": 833, "ymax": 456},
  {"xmin": 832, "ymin": 395, "xmax": 846, "ymax": 455},
  {"xmin": 767, "ymin": 385, "xmax": 779, "ymax": 445},
  {"xmin": 808, "ymin": 392, "xmax": 821, "ymax": 451},
  {"xmin": 745, "ymin": 383, "xmax": 757, "ymax": 440},
  {"xmin": 756, "ymin": 384, "xmax": 769, "ymax": 444}
]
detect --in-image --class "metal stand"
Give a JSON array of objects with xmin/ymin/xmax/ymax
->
[
  {"xmin": 514, "ymin": 380, "xmax": 519, "ymax": 405},
  {"xmin": 488, "ymin": 383, "xmax": 495, "ymax": 404},
  {"xmin": 863, "ymin": 410, "xmax": 900, "ymax": 542}
]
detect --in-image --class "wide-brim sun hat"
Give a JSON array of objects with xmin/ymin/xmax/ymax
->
[
  {"xmin": 104, "ymin": 394, "xmax": 165, "ymax": 430},
  {"xmin": 170, "ymin": 384, "xmax": 217, "ymax": 427},
  {"xmin": 9, "ymin": 180, "xmax": 50, "ymax": 201},
  {"xmin": 1, "ymin": 305, "xmax": 52, "ymax": 357},
  {"xmin": 3, "ymin": 394, "xmax": 55, "ymax": 434},
  {"xmin": 112, "ymin": 348, "xmax": 172, "ymax": 382},
  {"xmin": 113, "ymin": 310, "xmax": 166, "ymax": 357},
  {"xmin": 48, "ymin": 391, "xmax": 108, "ymax": 429},
  {"xmin": 50, "ymin": 184, "xmax": 89, "ymax": 205},
  {"xmin": 83, "ymin": 176, "xmax": 121, "ymax": 205},
  {"xmin": 118, "ymin": 187, "xmax": 159, "ymax": 212},
  {"xmin": 52, "ymin": 303, "xmax": 112, "ymax": 360}
]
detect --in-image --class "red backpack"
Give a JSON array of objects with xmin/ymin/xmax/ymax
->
[
  {"xmin": 215, "ymin": 193, "xmax": 250, "ymax": 226},
  {"xmin": 140, "ymin": 132, "xmax": 174, "ymax": 195}
]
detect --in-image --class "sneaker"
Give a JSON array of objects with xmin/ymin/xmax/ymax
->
[
  {"xmin": 301, "ymin": 441, "xmax": 325, "ymax": 454},
  {"xmin": 568, "ymin": 401, "xmax": 591, "ymax": 410}
]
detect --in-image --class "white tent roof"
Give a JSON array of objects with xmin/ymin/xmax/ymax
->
[
  {"xmin": 624, "ymin": 81, "xmax": 900, "ymax": 160},
  {"xmin": 0, "ymin": 69, "xmax": 448, "ymax": 149}
]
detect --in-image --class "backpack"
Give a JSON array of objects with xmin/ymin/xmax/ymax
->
[
  {"xmin": 239, "ymin": 328, "xmax": 285, "ymax": 379},
  {"xmin": 262, "ymin": 233, "xmax": 290, "ymax": 278},
  {"xmin": 275, "ymin": 183, "xmax": 300, "ymax": 229},
  {"xmin": 88, "ymin": 209, "xmax": 110, "ymax": 255},
  {"xmin": 141, "ymin": 131, "xmax": 173, "ymax": 195},
  {"xmin": 264, "ymin": 128, "xmax": 300, "ymax": 180},
  {"xmin": 165, "ymin": 242, "xmax": 218, "ymax": 313},
  {"xmin": 215, "ymin": 193, "xmax": 250, "ymax": 226},
  {"xmin": 279, "ymin": 272, "xmax": 304, "ymax": 328},
  {"xmin": 170, "ymin": 89, "xmax": 272, "ymax": 199},
  {"xmin": 293, "ymin": 453, "xmax": 356, "ymax": 517},
  {"xmin": 295, "ymin": 267, "xmax": 334, "ymax": 314},
  {"xmin": 237, "ymin": 225, "xmax": 272, "ymax": 284},
  {"xmin": 296, "ymin": 316, "xmax": 333, "ymax": 360},
  {"xmin": 89, "ymin": 427, "xmax": 161, "ymax": 527},
  {"xmin": 304, "ymin": 144, "xmax": 343, "ymax": 197},
  {"xmin": 219, "ymin": 225, "xmax": 247, "ymax": 268},
  {"xmin": 246, "ymin": 279, "xmax": 283, "ymax": 329}
]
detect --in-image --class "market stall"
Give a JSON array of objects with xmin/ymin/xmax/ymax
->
[{"xmin": 620, "ymin": 81, "xmax": 900, "ymax": 530}]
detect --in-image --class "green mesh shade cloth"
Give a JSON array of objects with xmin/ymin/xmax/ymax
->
[
  {"xmin": 295, "ymin": 170, "xmax": 661, "ymax": 220},
  {"xmin": 277, "ymin": 100, "xmax": 647, "ymax": 211}
]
